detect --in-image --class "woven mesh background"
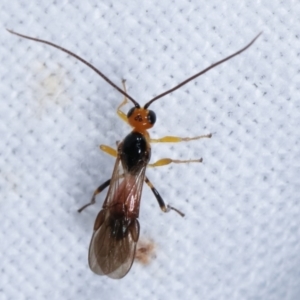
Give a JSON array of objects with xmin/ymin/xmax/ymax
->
[{"xmin": 1, "ymin": 1, "xmax": 299, "ymax": 300}]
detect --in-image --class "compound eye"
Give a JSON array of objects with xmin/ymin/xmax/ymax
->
[
  {"xmin": 147, "ymin": 110, "xmax": 156, "ymax": 125},
  {"xmin": 127, "ymin": 107, "xmax": 135, "ymax": 118}
]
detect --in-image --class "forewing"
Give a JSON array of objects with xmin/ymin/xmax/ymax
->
[
  {"xmin": 88, "ymin": 156, "xmax": 146, "ymax": 278},
  {"xmin": 103, "ymin": 154, "xmax": 147, "ymax": 210},
  {"xmin": 89, "ymin": 215, "xmax": 140, "ymax": 279}
]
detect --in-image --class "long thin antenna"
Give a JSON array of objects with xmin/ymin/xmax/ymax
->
[
  {"xmin": 7, "ymin": 29, "xmax": 140, "ymax": 108},
  {"xmin": 144, "ymin": 32, "xmax": 262, "ymax": 109}
]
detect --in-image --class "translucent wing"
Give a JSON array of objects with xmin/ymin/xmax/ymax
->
[
  {"xmin": 88, "ymin": 212, "xmax": 140, "ymax": 279},
  {"xmin": 88, "ymin": 155, "xmax": 147, "ymax": 279}
]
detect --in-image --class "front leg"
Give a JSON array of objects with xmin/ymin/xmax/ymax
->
[
  {"xmin": 116, "ymin": 79, "xmax": 130, "ymax": 123},
  {"xmin": 148, "ymin": 133, "xmax": 211, "ymax": 167}
]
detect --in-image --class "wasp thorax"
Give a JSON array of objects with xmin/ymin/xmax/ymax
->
[{"xmin": 127, "ymin": 107, "xmax": 156, "ymax": 130}]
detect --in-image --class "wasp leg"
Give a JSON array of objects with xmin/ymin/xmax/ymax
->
[
  {"xmin": 77, "ymin": 144, "xmax": 119, "ymax": 212},
  {"xmin": 148, "ymin": 157, "xmax": 203, "ymax": 167},
  {"xmin": 99, "ymin": 145, "xmax": 118, "ymax": 157},
  {"xmin": 148, "ymin": 133, "xmax": 211, "ymax": 166},
  {"xmin": 150, "ymin": 133, "xmax": 212, "ymax": 143},
  {"xmin": 145, "ymin": 176, "xmax": 184, "ymax": 217},
  {"xmin": 78, "ymin": 179, "xmax": 111, "ymax": 212},
  {"xmin": 77, "ymin": 145, "xmax": 118, "ymax": 212},
  {"xmin": 117, "ymin": 79, "xmax": 130, "ymax": 123}
]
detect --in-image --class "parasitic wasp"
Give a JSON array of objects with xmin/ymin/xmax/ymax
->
[{"xmin": 8, "ymin": 29, "xmax": 261, "ymax": 278}]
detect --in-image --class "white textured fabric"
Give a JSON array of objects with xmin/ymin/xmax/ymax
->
[{"xmin": 1, "ymin": 1, "xmax": 299, "ymax": 300}]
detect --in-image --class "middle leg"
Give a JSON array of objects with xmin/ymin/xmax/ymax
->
[
  {"xmin": 150, "ymin": 133, "xmax": 212, "ymax": 143},
  {"xmin": 149, "ymin": 133, "xmax": 211, "ymax": 167},
  {"xmin": 148, "ymin": 157, "xmax": 202, "ymax": 167}
]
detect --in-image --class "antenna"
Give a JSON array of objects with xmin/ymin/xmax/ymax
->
[
  {"xmin": 144, "ymin": 32, "xmax": 262, "ymax": 109},
  {"xmin": 7, "ymin": 29, "xmax": 140, "ymax": 108}
]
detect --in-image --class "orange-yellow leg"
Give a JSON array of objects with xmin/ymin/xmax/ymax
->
[
  {"xmin": 99, "ymin": 145, "xmax": 118, "ymax": 157},
  {"xmin": 150, "ymin": 133, "xmax": 212, "ymax": 143},
  {"xmin": 85, "ymin": 145, "xmax": 184, "ymax": 217},
  {"xmin": 117, "ymin": 79, "xmax": 130, "ymax": 123},
  {"xmin": 148, "ymin": 133, "xmax": 211, "ymax": 167},
  {"xmin": 148, "ymin": 157, "xmax": 203, "ymax": 167},
  {"xmin": 100, "ymin": 145, "xmax": 203, "ymax": 167}
]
